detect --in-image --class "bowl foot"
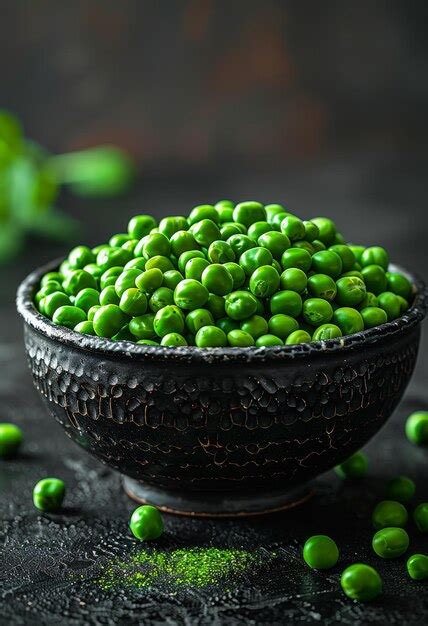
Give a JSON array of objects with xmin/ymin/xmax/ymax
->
[{"xmin": 122, "ymin": 477, "xmax": 315, "ymax": 517}]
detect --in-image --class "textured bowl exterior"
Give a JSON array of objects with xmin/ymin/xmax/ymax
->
[{"xmin": 18, "ymin": 260, "xmax": 427, "ymax": 495}]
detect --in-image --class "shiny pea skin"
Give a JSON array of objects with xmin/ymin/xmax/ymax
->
[
  {"xmin": 268, "ymin": 314, "xmax": 298, "ymax": 340},
  {"xmin": 281, "ymin": 248, "xmax": 312, "ymax": 273},
  {"xmin": 206, "ymin": 293, "xmax": 226, "ymax": 319},
  {"xmin": 129, "ymin": 504, "xmax": 164, "ymax": 541},
  {"xmin": 208, "ymin": 240, "xmax": 235, "ymax": 264},
  {"xmin": 378, "ymin": 291, "xmax": 401, "ymax": 321},
  {"xmin": 227, "ymin": 329, "xmax": 255, "ymax": 347},
  {"xmin": 256, "ymin": 334, "xmax": 283, "ymax": 347},
  {"xmin": 74, "ymin": 320, "xmax": 96, "ymax": 335},
  {"xmin": 0, "ymin": 423, "xmax": 23, "ymax": 458},
  {"xmin": 372, "ymin": 527, "xmax": 409, "ymax": 559},
  {"xmin": 307, "ymin": 273, "xmax": 337, "ymax": 301},
  {"xmin": 386, "ymin": 476, "xmax": 415, "ymax": 504},
  {"xmin": 158, "ymin": 215, "xmax": 187, "ymax": 238},
  {"xmin": 87, "ymin": 305, "xmax": 101, "ymax": 321},
  {"xmin": 225, "ymin": 291, "xmax": 258, "ymax": 321},
  {"xmin": 33, "ymin": 478, "xmax": 65, "ymax": 512},
  {"xmin": 311, "ymin": 250, "xmax": 342, "ymax": 278},
  {"xmin": 333, "ymin": 307, "xmax": 364, "ymax": 335},
  {"xmin": 227, "ymin": 234, "xmax": 256, "ymax": 258},
  {"xmin": 361, "ymin": 306, "xmax": 388, "ymax": 329},
  {"xmin": 145, "ymin": 255, "xmax": 174, "ymax": 272},
  {"xmin": 174, "ymin": 279, "xmax": 209, "ymax": 310},
  {"xmin": 407, "ymin": 554, "xmax": 428, "ymax": 580},
  {"xmin": 232, "ymin": 201, "xmax": 266, "ymax": 227},
  {"xmin": 99, "ymin": 286, "xmax": 120, "ymax": 306},
  {"xmin": 190, "ymin": 219, "xmax": 221, "ymax": 247},
  {"xmin": 178, "ymin": 249, "xmax": 205, "ymax": 273},
  {"xmin": 201, "ymin": 264, "xmax": 234, "ymax": 296},
  {"xmin": 335, "ymin": 451, "xmax": 368, "ymax": 478},
  {"xmin": 311, "ymin": 217, "xmax": 337, "ymax": 246},
  {"xmin": 184, "ymin": 257, "xmax": 210, "ymax": 281},
  {"xmin": 312, "ymin": 323, "xmax": 342, "ymax": 341},
  {"xmin": 120, "ymin": 288, "xmax": 148, "ymax": 316},
  {"xmin": 329, "ymin": 244, "xmax": 355, "ymax": 272},
  {"xmin": 153, "ymin": 305, "xmax": 185, "ymax": 337},
  {"xmin": 68, "ymin": 245, "xmax": 94, "ymax": 269},
  {"xmin": 161, "ymin": 333, "xmax": 188, "ymax": 347},
  {"xmin": 405, "ymin": 411, "xmax": 428, "ymax": 445},
  {"xmin": 217, "ymin": 317, "xmax": 239, "ymax": 334},
  {"xmin": 340, "ymin": 564, "xmax": 382, "ymax": 602},
  {"xmin": 280, "ymin": 268, "xmax": 307, "ymax": 293},
  {"xmin": 386, "ymin": 272, "xmax": 412, "ymax": 300},
  {"xmin": 335, "ymin": 276, "xmax": 366, "ymax": 307},
  {"xmin": 372, "ymin": 500, "xmax": 408, "ymax": 529},
  {"xmin": 100, "ymin": 266, "xmax": 123, "ymax": 289},
  {"xmin": 135, "ymin": 268, "xmax": 164, "ymax": 295},
  {"xmin": 42, "ymin": 292, "xmax": 71, "ymax": 318},
  {"xmin": 129, "ymin": 313, "xmax": 156, "ymax": 339},
  {"xmin": 240, "ymin": 247, "xmax": 273, "ymax": 276},
  {"xmin": 249, "ymin": 265, "xmax": 280, "ymax": 298},
  {"xmin": 270, "ymin": 290, "xmax": 302, "ymax": 318},
  {"xmin": 142, "ymin": 233, "xmax": 171, "ymax": 259},
  {"xmin": 74, "ymin": 288, "xmax": 100, "ymax": 312},
  {"xmin": 303, "ymin": 535, "xmax": 339, "ymax": 570},
  {"xmin": 195, "ymin": 325, "xmax": 227, "ymax": 348},
  {"xmin": 240, "ymin": 315, "xmax": 269, "ymax": 339},
  {"xmin": 185, "ymin": 308, "xmax": 214, "ymax": 335},
  {"xmin": 223, "ymin": 262, "xmax": 246, "ymax": 289},
  {"xmin": 361, "ymin": 265, "xmax": 387, "ymax": 295},
  {"xmin": 285, "ymin": 330, "xmax": 311, "ymax": 345},
  {"xmin": 63, "ymin": 270, "xmax": 97, "ymax": 296},
  {"xmin": 163, "ymin": 269, "xmax": 184, "ymax": 290},
  {"xmin": 52, "ymin": 305, "xmax": 86, "ymax": 329},
  {"xmin": 93, "ymin": 304, "xmax": 128, "ymax": 338},
  {"xmin": 170, "ymin": 230, "xmax": 198, "ymax": 256},
  {"xmin": 361, "ymin": 246, "xmax": 389, "ymax": 270},
  {"xmin": 413, "ymin": 503, "xmax": 428, "ymax": 532},
  {"xmin": 148, "ymin": 287, "xmax": 174, "ymax": 313},
  {"xmin": 258, "ymin": 231, "xmax": 290, "ymax": 259},
  {"xmin": 128, "ymin": 215, "xmax": 157, "ymax": 239},
  {"xmin": 303, "ymin": 298, "xmax": 333, "ymax": 327}
]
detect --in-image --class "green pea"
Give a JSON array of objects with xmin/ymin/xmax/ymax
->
[
  {"xmin": 74, "ymin": 320, "xmax": 96, "ymax": 335},
  {"xmin": 206, "ymin": 293, "xmax": 226, "ymax": 320},
  {"xmin": 92, "ymin": 244, "xmax": 109, "ymax": 256},
  {"xmin": 129, "ymin": 313, "xmax": 156, "ymax": 339},
  {"xmin": 307, "ymin": 274, "xmax": 337, "ymax": 301},
  {"xmin": 142, "ymin": 233, "xmax": 171, "ymax": 259},
  {"xmin": 239, "ymin": 247, "xmax": 273, "ymax": 276},
  {"xmin": 413, "ymin": 503, "xmax": 428, "ymax": 532},
  {"xmin": 87, "ymin": 305, "xmax": 101, "ymax": 321},
  {"xmin": 265, "ymin": 203, "xmax": 287, "ymax": 222},
  {"xmin": 257, "ymin": 231, "xmax": 290, "ymax": 260},
  {"xmin": 232, "ymin": 201, "xmax": 266, "ymax": 227},
  {"xmin": 336, "ymin": 276, "xmax": 366, "ymax": 306},
  {"xmin": 120, "ymin": 288, "xmax": 148, "ymax": 316},
  {"xmin": 158, "ymin": 216, "xmax": 188, "ymax": 238},
  {"xmin": 100, "ymin": 286, "xmax": 120, "ymax": 306},
  {"xmin": 359, "ymin": 292, "xmax": 379, "ymax": 308},
  {"xmin": 42, "ymin": 292, "xmax": 72, "ymax": 318},
  {"xmin": 63, "ymin": 270, "xmax": 97, "ymax": 296},
  {"xmin": 407, "ymin": 554, "xmax": 428, "ymax": 580},
  {"xmin": 311, "ymin": 217, "xmax": 337, "ymax": 246},
  {"xmin": 302, "ymin": 221, "xmax": 319, "ymax": 242},
  {"xmin": 312, "ymin": 323, "xmax": 342, "ymax": 341},
  {"xmin": 124, "ymin": 257, "xmax": 146, "ymax": 271},
  {"xmin": 33, "ymin": 478, "xmax": 65, "ymax": 512},
  {"xmin": 271, "ymin": 211, "xmax": 288, "ymax": 229},
  {"xmin": 217, "ymin": 317, "xmax": 239, "ymax": 334},
  {"xmin": 281, "ymin": 248, "xmax": 312, "ymax": 273},
  {"xmin": 145, "ymin": 255, "xmax": 174, "ymax": 272},
  {"xmin": 68, "ymin": 245, "xmax": 94, "ymax": 269},
  {"xmin": 222, "ymin": 262, "xmax": 245, "ymax": 289},
  {"xmin": 148, "ymin": 287, "xmax": 174, "ymax": 313},
  {"xmin": 41, "ymin": 272, "xmax": 63, "ymax": 287},
  {"xmin": 93, "ymin": 304, "xmax": 128, "ymax": 338},
  {"xmin": 360, "ymin": 306, "xmax": 387, "ymax": 329},
  {"xmin": 348, "ymin": 244, "xmax": 365, "ymax": 261},
  {"xmin": 188, "ymin": 204, "xmax": 219, "ymax": 226},
  {"xmin": 220, "ymin": 223, "xmax": 242, "ymax": 239},
  {"xmin": 280, "ymin": 268, "xmax": 307, "ymax": 293},
  {"xmin": 227, "ymin": 329, "xmax": 255, "ymax": 347},
  {"xmin": 114, "ymin": 269, "xmax": 142, "ymax": 297},
  {"xmin": 83, "ymin": 263, "xmax": 103, "ymax": 280},
  {"xmin": 240, "ymin": 315, "xmax": 268, "ymax": 339},
  {"xmin": 128, "ymin": 215, "xmax": 157, "ymax": 239},
  {"xmin": 174, "ymin": 279, "xmax": 209, "ymax": 310},
  {"xmin": 154, "ymin": 305, "xmax": 184, "ymax": 337},
  {"xmin": 163, "ymin": 269, "xmax": 184, "ymax": 290},
  {"xmin": 129, "ymin": 505, "xmax": 164, "ymax": 541},
  {"xmin": 137, "ymin": 339, "xmax": 159, "ymax": 345},
  {"xmin": 183, "ymin": 257, "xmax": 208, "ymax": 281},
  {"xmin": 249, "ymin": 265, "xmax": 280, "ymax": 298},
  {"xmin": 195, "ymin": 325, "xmax": 227, "ymax": 348},
  {"xmin": 74, "ymin": 288, "xmax": 99, "ymax": 313},
  {"xmin": 311, "ymin": 239, "xmax": 326, "ymax": 253},
  {"xmin": 100, "ymin": 266, "xmax": 124, "ymax": 289},
  {"xmin": 285, "ymin": 330, "xmax": 311, "ymax": 345},
  {"xmin": 225, "ymin": 291, "xmax": 258, "ymax": 321},
  {"xmin": 112, "ymin": 324, "xmax": 134, "ymax": 341},
  {"xmin": 335, "ymin": 451, "xmax": 368, "ymax": 478},
  {"xmin": 256, "ymin": 334, "xmax": 283, "ymax": 347},
  {"xmin": 185, "ymin": 309, "xmax": 214, "ymax": 335},
  {"xmin": 52, "ymin": 305, "xmax": 86, "ymax": 330},
  {"xmin": 227, "ymin": 234, "xmax": 256, "ymax": 258},
  {"xmin": 303, "ymin": 298, "xmax": 333, "ymax": 327},
  {"xmin": 303, "ymin": 535, "xmax": 339, "ymax": 570},
  {"xmin": 268, "ymin": 314, "xmax": 298, "ymax": 340},
  {"xmin": 372, "ymin": 527, "xmax": 409, "ymax": 559},
  {"xmin": 109, "ymin": 233, "xmax": 130, "ymax": 248},
  {"xmin": 361, "ymin": 265, "xmax": 387, "ymax": 295},
  {"xmin": 161, "ymin": 333, "xmax": 188, "ymax": 347},
  {"xmin": 340, "ymin": 564, "xmax": 382, "ymax": 601},
  {"xmin": 178, "ymin": 250, "xmax": 205, "ymax": 273},
  {"xmin": 59, "ymin": 260, "xmax": 73, "ymax": 277},
  {"xmin": 215, "ymin": 201, "xmax": 234, "ymax": 223},
  {"xmin": 200, "ymin": 264, "xmax": 233, "ymax": 296},
  {"xmin": 361, "ymin": 246, "xmax": 389, "ymax": 270},
  {"xmin": 386, "ymin": 476, "xmax": 415, "ymax": 504},
  {"xmin": 386, "ymin": 272, "xmax": 412, "ymax": 300},
  {"xmin": 0, "ymin": 423, "xmax": 23, "ymax": 458},
  {"xmin": 396, "ymin": 295, "xmax": 409, "ymax": 313},
  {"xmin": 170, "ymin": 230, "xmax": 198, "ymax": 257},
  {"xmin": 190, "ymin": 219, "xmax": 222, "ymax": 247},
  {"xmin": 311, "ymin": 250, "xmax": 342, "ymax": 278},
  {"xmin": 292, "ymin": 240, "xmax": 314, "ymax": 255},
  {"xmin": 270, "ymin": 290, "xmax": 302, "ymax": 318},
  {"xmin": 326, "ymin": 244, "xmax": 354, "ymax": 272},
  {"xmin": 280, "ymin": 215, "xmax": 305, "ymax": 241},
  {"xmin": 135, "ymin": 268, "xmax": 164, "ymax": 295},
  {"xmin": 333, "ymin": 307, "xmax": 364, "ymax": 335},
  {"xmin": 247, "ymin": 221, "xmax": 272, "ymax": 241},
  {"xmin": 122, "ymin": 239, "xmax": 138, "ymax": 254},
  {"xmin": 405, "ymin": 411, "xmax": 428, "ymax": 445},
  {"xmin": 372, "ymin": 500, "xmax": 408, "ymax": 529},
  {"xmin": 377, "ymin": 291, "xmax": 401, "ymax": 320},
  {"xmin": 207, "ymin": 240, "xmax": 235, "ymax": 264},
  {"xmin": 97, "ymin": 246, "xmax": 132, "ymax": 271}
]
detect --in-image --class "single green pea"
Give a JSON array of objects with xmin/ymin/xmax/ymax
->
[
  {"xmin": 42, "ymin": 292, "xmax": 72, "ymax": 318},
  {"xmin": 268, "ymin": 314, "xmax": 298, "ymax": 340},
  {"xmin": 361, "ymin": 246, "xmax": 389, "ymax": 270},
  {"xmin": 68, "ymin": 245, "xmax": 94, "ymax": 269},
  {"xmin": 256, "ymin": 334, "xmax": 283, "ymax": 347},
  {"xmin": 220, "ymin": 223, "xmax": 242, "ymax": 239},
  {"xmin": 247, "ymin": 221, "xmax": 272, "ymax": 241},
  {"xmin": 129, "ymin": 313, "xmax": 156, "ymax": 339},
  {"xmin": 201, "ymin": 264, "xmax": 233, "ymax": 296},
  {"xmin": 97, "ymin": 246, "xmax": 132, "ymax": 272},
  {"xmin": 114, "ymin": 269, "xmax": 142, "ymax": 297},
  {"xmin": 333, "ymin": 232, "xmax": 346, "ymax": 245},
  {"xmin": 372, "ymin": 527, "xmax": 409, "ymax": 559},
  {"xmin": 124, "ymin": 257, "xmax": 146, "ymax": 271},
  {"xmin": 208, "ymin": 240, "xmax": 235, "ymax": 264},
  {"xmin": 109, "ymin": 233, "xmax": 130, "ymax": 248},
  {"xmin": 215, "ymin": 201, "xmax": 234, "ymax": 223},
  {"xmin": 119, "ymin": 288, "xmax": 148, "ymax": 316},
  {"xmin": 335, "ymin": 451, "xmax": 368, "ymax": 478},
  {"xmin": 33, "ymin": 478, "xmax": 65, "ymax": 512},
  {"xmin": 377, "ymin": 291, "xmax": 401, "ymax": 321},
  {"xmin": 329, "ymin": 244, "xmax": 355, "ymax": 272},
  {"xmin": 87, "ymin": 305, "xmax": 101, "ymax": 321},
  {"xmin": 100, "ymin": 266, "xmax": 124, "ymax": 289},
  {"xmin": 142, "ymin": 233, "xmax": 171, "ymax": 259},
  {"xmin": 340, "ymin": 564, "xmax": 382, "ymax": 602},
  {"xmin": 240, "ymin": 315, "xmax": 269, "ymax": 339},
  {"xmin": 413, "ymin": 503, "xmax": 428, "ymax": 532},
  {"xmin": 407, "ymin": 554, "xmax": 428, "ymax": 580},
  {"xmin": 227, "ymin": 329, "xmax": 255, "ymax": 347},
  {"xmin": 217, "ymin": 317, "xmax": 239, "ymax": 334},
  {"xmin": 311, "ymin": 239, "xmax": 326, "ymax": 253},
  {"xmin": 84, "ymin": 263, "xmax": 103, "ymax": 280},
  {"xmin": 195, "ymin": 325, "xmax": 227, "ymax": 348},
  {"xmin": 270, "ymin": 290, "xmax": 302, "ymax": 318},
  {"xmin": 258, "ymin": 231, "xmax": 290, "ymax": 260},
  {"xmin": 311, "ymin": 250, "xmax": 342, "ymax": 278},
  {"xmin": 174, "ymin": 279, "xmax": 209, "ymax": 310},
  {"xmin": 206, "ymin": 293, "xmax": 226, "ymax": 320},
  {"xmin": 281, "ymin": 247, "xmax": 312, "ymax": 273},
  {"xmin": 135, "ymin": 268, "xmax": 164, "ymax": 295},
  {"xmin": 0, "ymin": 423, "xmax": 23, "ymax": 458},
  {"xmin": 311, "ymin": 217, "xmax": 337, "ymax": 246},
  {"xmin": 303, "ymin": 298, "xmax": 333, "ymax": 327},
  {"xmin": 225, "ymin": 290, "xmax": 258, "ymax": 321},
  {"xmin": 129, "ymin": 505, "xmax": 164, "ymax": 541},
  {"xmin": 111, "ymin": 324, "xmax": 134, "ymax": 342},
  {"xmin": 336, "ymin": 276, "xmax": 366, "ymax": 307},
  {"xmin": 271, "ymin": 211, "xmax": 288, "ymax": 229},
  {"xmin": 163, "ymin": 269, "xmax": 184, "ymax": 290},
  {"xmin": 265, "ymin": 203, "xmax": 287, "ymax": 222},
  {"xmin": 63, "ymin": 270, "xmax": 97, "ymax": 296},
  {"xmin": 188, "ymin": 204, "xmax": 219, "ymax": 226},
  {"xmin": 121, "ymin": 239, "xmax": 138, "ymax": 254},
  {"xmin": 145, "ymin": 255, "xmax": 174, "ymax": 273},
  {"xmin": 303, "ymin": 535, "xmax": 339, "ymax": 570},
  {"xmin": 178, "ymin": 249, "xmax": 205, "ymax": 274},
  {"xmin": 312, "ymin": 323, "xmax": 342, "ymax": 341},
  {"xmin": 405, "ymin": 411, "xmax": 428, "ymax": 445},
  {"xmin": 223, "ymin": 262, "xmax": 246, "ymax": 289},
  {"xmin": 348, "ymin": 244, "xmax": 365, "ymax": 261},
  {"xmin": 184, "ymin": 257, "xmax": 210, "ymax": 281},
  {"xmin": 154, "ymin": 305, "xmax": 185, "ymax": 337},
  {"xmin": 360, "ymin": 306, "xmax": 387, "ymax": 329},
  {"xmin": 74, "ymin": 288, "xmax": 100, "ymax": 313},
  {"xmin": 161, "ymin": 333, "xmax": 188, "ymax": 347},
  {"xmin": 386, "ymin": 476, "xmax": 415, "ymax": 504},
  {"xmin": 280, "ymin": 215, "xmax": 305, "ymax": 241},
  {"xmin": 41, "ymin": 272, "xmax": 63, "ymax": 287},
  {"xmin": 232, "ymin": 201, "xmax": 266, "ymax": 227},
  {"xmin": 59, "ymin": 259, "xmax": 73, "ymax": 277},
  {"xmin": 52, "ymin": 305, "xmax": 86, "ymax": 330},
  {"xmin": 227, "ymin": 234, "xmax": 256, "ymax": 258},
  {"xmin": 239, "ymin": 247, "xmax": 273, "ymax": 276},
  {"xmin": 285, "ymin": 330, "xmax": 311, "ymax": 345},
  {"xmin": 158, "ymin": 215, "xmax": 188, "ymax": 238},
  {"xmin": 307, "ymin": 273, "xmax": 337, "ymax": 301},
  {"xmin": 359, "ymin": 292, "xmax": 379, "ymax": 308},
  {"xmin": 302, "ymin": 221, "xmax": 319, "ymax": 242},
  {"xmin": 148, "ymin": 287, "xmax": 174, "ymax": 313},
  {"xmin": 249, "ymin": 265, "xmax": 280, "ymax": 298},
  {"xmin": 333, "ymin": 307, "xmax": 364, "ymax": 335},
  {"xmin": 372, "ymin": 500, "xmax": 408, "ymax": 529},
  {"xmin": 396, "ymin": 295, "xmax": 409, "ymax": 314},
  {"xmin": 361, "ymin": 265, "xmax": 387, "ymax": 295},
  {"xmin": 99, "ymin": 286, "xmax": 120, "ymax": 306},
  {"xmin": 93, "ymin": 304, "xmax": 128, "ymax": 338},
  {"xmin": 74, "ymin": 320, "xmax": 96, "ymax": 335},
  {"xmin": 185, "ymin": 308, "xmax": 214, "ymax": 335},
  {"xmin": 128, "ymin": 215, "xmax": 157, "ymax": 239},
  {"xmin": 386, "ymin": 272, "xmax": 412, "ymax": 300},
  {"xmin": 190, "ymin": 219, "xmax": 222, "ymax": 247},
  {"xmin": 170, "ymin": 230, "xmax": 198, "ymax": 257},
  {"xmin": 280, "ymin": 268, "xmax": 307, "ymax": 293}
]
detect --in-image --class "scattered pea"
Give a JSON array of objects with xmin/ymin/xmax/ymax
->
[
  {"xmin": 372, "ymin": 500, "xmax": 408, "ymax": 529},
  {"xmin": 407, "ymin": 554, "xmax": 428, "ymax": 580},
  {"xmin": 405, "ymin": 411, "xmax": 428, "ymax": 445},
  {"xmin": 372, "ymin": 527, "xmax": 409, "ymax": 559},
  {"xmin": 303, "ymin": 535, "xmax": 339, "ymax": 570},
  {"xmin": 386, "ymin": 476, "xmax": 415, "ymax": 504},
  {"xmin": 340, "ymin": 564, "xmax": 382, "ymax": 601},
  {"xmin": 0, "ymin": 423, "xmax": 23, "ymax": 458},
  {"xmin": 33, "ymin": 478, "xmax": 65, "ymax": 512},
  {"xmin": 335, "ymin": 451, "xmax": 368, "ymax": 479},
  {"xmin": 413, "ymin": 503, "xmax": 428, "ymax": 533}
]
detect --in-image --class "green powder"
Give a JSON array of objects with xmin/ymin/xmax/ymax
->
[{"xmin": 97, "ymin": 546, "xmax": 263, "ymax": 591}]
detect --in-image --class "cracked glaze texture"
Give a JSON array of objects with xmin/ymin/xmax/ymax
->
[{"xmin": 18, "ymin": 260, "xmax": 426, "ymax": 494}]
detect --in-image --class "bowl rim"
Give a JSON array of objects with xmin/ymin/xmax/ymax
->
[{"xmin": 17, "ymin": 257, "xmax": 427, "ymax": 363}]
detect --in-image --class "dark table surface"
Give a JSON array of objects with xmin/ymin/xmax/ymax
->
[{"xmin": 1, "ymin": 156, "xmax": 427, "ymax": 625}]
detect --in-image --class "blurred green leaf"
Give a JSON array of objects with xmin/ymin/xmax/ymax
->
[
  {"xmin": 0, "ymin": 110, "xmax": 23, "ymax": 169},
  {"xmin": 0, "ymin": 220, "xmax": 24, "ymax": 264},
  {"xmin": 47, "ymin": 146, "xmax": 135, "ymax": 197},
  {"xmin": 25, "ymin": 209, "xmax": 80, "ymax": 242}
]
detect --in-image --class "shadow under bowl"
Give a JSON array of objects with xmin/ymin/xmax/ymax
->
[{"xmin": 17, "ymin": 260, "xmax": 427, "ymax": 516}]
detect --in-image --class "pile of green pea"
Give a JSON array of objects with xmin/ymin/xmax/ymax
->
[{"xmin": 34, "ymin": 201, "xmax": 414, "ymax": 347}]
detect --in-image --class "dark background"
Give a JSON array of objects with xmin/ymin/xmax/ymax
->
[{"xmin": 0, "ymin": 1, "xmax": 427, "ymax": 624}]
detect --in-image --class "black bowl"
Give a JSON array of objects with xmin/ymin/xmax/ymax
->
[{"xmin": 17, "ymin": 259, "xmax": 427, "ymax": 516}]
